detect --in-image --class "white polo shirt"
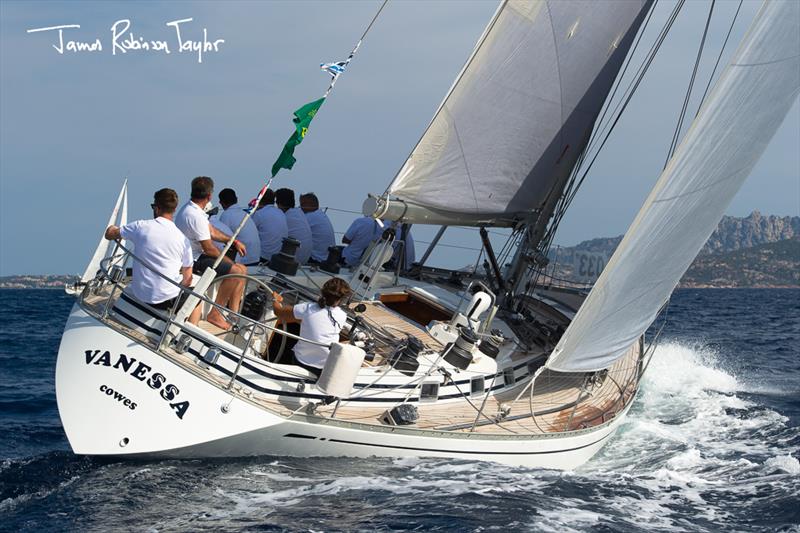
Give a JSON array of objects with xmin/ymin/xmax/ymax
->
[
  {"xmin": 293, "ymin": 302, "xmax": 347, "ymax": 369},
  {"xmin": 304, "ymin": 209, "xmax": 336, "ymax": 262},
  {"xmin": 119, "ymin": 217, "xmax": 193, "ymax": 304},
  {"xmin": 175, "ymin": 200, "xmax": 211, "ymax": 261},
  {"xmin": 342, "ymin": 216, "xmax": 382, "ymax": 266},
  {"xmin": 252, "ymin": 205, "xmax": 289, "ymax": 260},
  {"xmin": 220, "ymin": 203, "xmax": 262, "ymax": 265},
  {"xmin": 285, "ymin": 207, "xmax": 313, "ymax": 265}
]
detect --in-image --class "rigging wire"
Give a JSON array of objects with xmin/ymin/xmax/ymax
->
[
  {"xmin": 583, "ymin": 0, "xmax": 659, "ymax": 158},
  {"xmin": 539, "ymin": 0, "xmax": 687, "ymax": 253},
  {"xmin": 664, "ymin": 0, "xmax": 716, "ymax": 167},
  {"xmin": 695, "ymin": 0, "xmax": 744, "ymax": 115}
]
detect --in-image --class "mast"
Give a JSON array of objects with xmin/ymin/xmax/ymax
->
[{"xmin": 367, "ymin": 0, "xmax": 653, "ymax": 234}]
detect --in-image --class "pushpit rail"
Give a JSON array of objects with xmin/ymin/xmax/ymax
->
[{"xmin": 79, "ymin": 243, "xmax": 332, "ymax": 389}]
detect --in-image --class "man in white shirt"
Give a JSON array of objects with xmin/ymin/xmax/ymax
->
[
  {"xmin": 175, "ymin": 176, "xmax": 247, "ymax": 330},
  {"xmin": 104, "ymin": 188, "xmax": 193, "ymax": 310},
  {"xmin": 299, "ymin": 192, "xmax": 335, "ymax": 263},
  {"xmin": 275, "ymin": 188, "xmax": 313, "ymax": 265},
  {"xmin": 252, "ymin": 189, "xmax": 289, "ymax": 263},
  {"xmin": 342, "ymin": 216, "xmax": 383, "ymax": 267},
  {"xmin": 218, "ymin": 188, "xmax": 262, "ymax": 266}
]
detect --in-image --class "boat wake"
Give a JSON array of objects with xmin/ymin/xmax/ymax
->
[{"xmin": 1, "ymin": 341, "xmax": 797, "ymax": 532}]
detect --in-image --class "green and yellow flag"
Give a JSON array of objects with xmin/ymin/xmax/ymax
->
[{"xmin": 271, "ymin": 97, "xmax": 326, "ymax": 177}]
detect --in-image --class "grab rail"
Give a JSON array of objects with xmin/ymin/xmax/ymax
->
[{"xmin": 83, "ymin": 243, "xmax": 334, "ymax": 387}]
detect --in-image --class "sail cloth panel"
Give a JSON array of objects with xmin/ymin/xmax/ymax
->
[
  {"xmin": 547, "ymin": 0, "xmax": 800, "ymax": 373},
  {"xmin": 385, "ymin": 0, "xmax": 650, "ymax": 220}
]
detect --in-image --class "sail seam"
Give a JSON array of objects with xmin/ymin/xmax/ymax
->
[
  {"xmin": 449, "ymin": 116, "xmax": 480, "ymax": 212},
  {"xmin": 652, "ymin": 163, "xmax": 750, "ymax": 204},
  {"xmin": 731, "ymin": 54, "xmax": 800, "ymax": 68},
  {"xmin": 543, "ymin": 1, "xmax": 565, "ymax": 150}
]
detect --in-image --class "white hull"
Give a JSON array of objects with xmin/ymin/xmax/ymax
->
[{"xmin": 56, "ymin": 304, "xmax": 633, "ymax": 469}]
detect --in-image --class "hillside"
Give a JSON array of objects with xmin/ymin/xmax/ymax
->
[
  {"xmin": 550, "ymin": 212, "xmax": 800, "ymax": 287},
  {"xmin": 680, "ymin": 238, "xmax": 800, "ymax": 288},
  {"xmin": 2, "ymin": 213, "xmax": 798, "ymax": 289}
]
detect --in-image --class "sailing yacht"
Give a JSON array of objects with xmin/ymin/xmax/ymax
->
[{"xmin": 56, "ymin": 0, "xmax": 799, "ymax": 469}]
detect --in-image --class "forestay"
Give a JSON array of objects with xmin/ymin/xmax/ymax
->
[
  {"xmin": 383, "ymin": 0, "xmax": 650, "ymax": 223},
  {"xmin": 547, "ymin": 0, "xmax": 800, "ymax": 373}
]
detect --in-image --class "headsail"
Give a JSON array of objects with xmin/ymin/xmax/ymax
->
[
  {"xmin": 80, "ymin": 179, "xmax": 128, "ymax": 283},
  {"xmin": 370, "ymin": 0, "xmax": 651, "ymax": 227},
  {"xmin": 547, "ymin": 0, "xmax": 800, "ymax": 373}
]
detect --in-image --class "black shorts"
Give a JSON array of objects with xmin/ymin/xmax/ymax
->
[
  {"xmin": 193, "ymin": 254, "xmax": 234, "ymax": 276},
  {"xmin": 150, "ymin": 290, "xmax": 191, "ymax": 311},
  {"xmin": 291, "ymin": 351, "xmax": 322, "ymax": 378}
]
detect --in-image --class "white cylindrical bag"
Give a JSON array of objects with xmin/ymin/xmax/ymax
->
[{"xmin": 316, "ymin": 343, "xmax": 366, "ymax": 398}]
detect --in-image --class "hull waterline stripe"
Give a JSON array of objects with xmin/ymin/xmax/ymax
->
[{"xmin": 283, "ymin": 432, "xmax": 612, "ymax": 455}]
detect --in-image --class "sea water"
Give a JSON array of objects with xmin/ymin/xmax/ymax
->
[{"xmin": 0, "ymin": 289, "xmax": 797, "ymax": 532}]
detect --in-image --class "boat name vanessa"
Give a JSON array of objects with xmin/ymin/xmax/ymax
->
[
  {"xmin": 26, "ymin": 18, "xmax": 224, "ymax": 64},
  {"xmin": 85, "ymin": 349, "xmax": 190, "ymax": 419}
]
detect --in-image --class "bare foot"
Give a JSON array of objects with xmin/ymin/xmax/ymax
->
[{"xmin": 206, "ymin": 309, "xmax": 232, "ymax": 331}]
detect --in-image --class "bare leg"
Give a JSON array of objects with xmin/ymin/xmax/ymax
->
[
  {"xmin": 205, "ymin": 264, "xmax": 246, "ymax": 330},
  {"xmin": 207, "ymin": 280, "xmax": 236, "ymax": 330},
  {"xmin": 188, "ymin": 303, "xmax": 202, "ymax": 325},
  {"xmin": 227, "ymin": 264, "xmax": 247, "ymax": 314}
]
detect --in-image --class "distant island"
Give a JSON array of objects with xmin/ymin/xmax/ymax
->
[
  {"xmin": 550, "ymin": 211, "xmax": 799, "ymax": 288},
  {"xmin": 1, "ymin": 212, "xmax": 798, "ymax": 289}
]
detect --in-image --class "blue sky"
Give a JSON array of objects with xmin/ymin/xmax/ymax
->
[{"xmin": 1, "ymin": 0, "xmax": 797, "ymax": 275}]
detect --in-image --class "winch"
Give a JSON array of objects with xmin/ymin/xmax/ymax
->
[{"xmin": 444, "ymin": 327, "xmax": 478, "ymax": 370}]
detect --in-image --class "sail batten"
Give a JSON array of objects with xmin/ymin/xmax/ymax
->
[
  {"xmin": 381, "ymin": 0, "xmax": 652, "ymax": 226},
  {"xmin": 547, "ymin": 0, "xmax": 800, "ymax": 373}
]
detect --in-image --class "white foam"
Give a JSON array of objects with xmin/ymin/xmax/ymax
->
[{"xmin": 764, "ymin": 455, "xmax": 800, "ymax": 474}]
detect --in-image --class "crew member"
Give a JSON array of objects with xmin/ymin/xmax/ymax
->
[
  {"xmin": 275, "ymin": 188, "xmax": 313, "ymax": 265},
  {"xmin": 218, "ymin": 188, "xmax": 262, "ymax": 266},
  {"xmin": 341, "ymin": 216, "xmax": 383, "ymax": 267},
  {"xmin": 175, "ymin": 176, "xmax": 247, "ymax": 329},
  {"xmin": 252, "ymin": 189, "xmax": 289, "ymax": 263},
  {"xmin": 299, "ymin": 192, "xmax": 335, "ymax": 263},
  {"xmin": 272, "ymin": 277, "xmax": 352, "ymax": 376},
  {"xmin": 104, "ymin": 188, "xmax": 193, "ymax": 310}
]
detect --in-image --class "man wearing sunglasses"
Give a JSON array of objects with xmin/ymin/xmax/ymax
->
[{"xmin": 104, "ymin": 188, "xmax": 193, "ymax": 311}]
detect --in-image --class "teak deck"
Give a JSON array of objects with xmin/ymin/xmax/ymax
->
[{"xmin": 82, "ymin": 287, "xmax": 641, "ymax": 436}]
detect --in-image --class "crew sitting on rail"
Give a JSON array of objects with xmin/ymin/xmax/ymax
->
[
  {"xmin": 217, "ymin": 188, "xmax": 262, "ymax": 266},
  {"xmin": 104, "ymin": 188, "xmax": 193, "ymax": 310},
  {"xmin": 252, "ymin": 189, "xmax": 289, "ymax": 264},
  {"xmin": 275, "ymin": 188, "xmax": 313, "ymax": 265},
  {"xmin": 271, "ymin": 277, "xmax": 352, "ymax": 377},
  {"xmin": 175, "ymin": 176, "xmax": 247, "ymax": 330},
  {"xmin": 341, "ymin": 215, "xmax": 383, "ymax": 267},
  {"xmin": 299, "ymin": 192, "xmax": 336, "ymax": 264}
]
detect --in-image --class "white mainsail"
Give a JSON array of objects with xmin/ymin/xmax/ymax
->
[
  {"xmin": 382, "ymin": 0, "xmax": 651, "ymax": 223},
  {"xmin": 79, "ymin": 179, "xmax": 128, "ymax": 283},
  {"xmin": 547, "ymin": 0, "xmax": 800, "ymax": 373}
]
